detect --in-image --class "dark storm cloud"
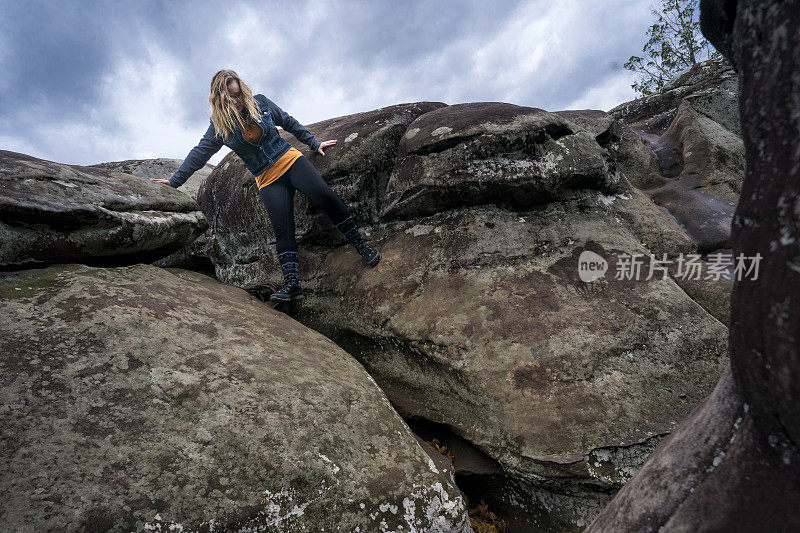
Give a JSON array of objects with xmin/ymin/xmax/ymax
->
[
  {"xmin": 0, "ymin": 0, "xmax": 652, "ymax": 166},
  {"xmin": 0, "ymin": 1, "xmax": 222, "ymax": 123},
  {"xmin": 1, "ymin": 2, "xmax": 113, "ymax": 118}
]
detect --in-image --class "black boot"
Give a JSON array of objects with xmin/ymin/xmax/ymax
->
[
  {"xmin": 271, "ymin": 251, "xmax": 304, "ymax": 301},
  {"xmin": 271, "ymin": 279, "xmax": 303, "ymax": 301},
  {"xmin": 336, "ymin": 215, "xmax": 381, "ymax": 267}
]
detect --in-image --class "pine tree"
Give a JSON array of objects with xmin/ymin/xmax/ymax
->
[{"xmin": 625, "ymin": 0, "xmax": 723, "ymax": 96}]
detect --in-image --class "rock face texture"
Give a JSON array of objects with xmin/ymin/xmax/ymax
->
[
  {"xmin": 612, "ymin": 57, "xmax": 743, "ymax": 254},
  {"xmin": 587, "ymin": 0, "xmax": 800, "ymax": 530},
  {"xmin": 0, "ymin": 264, "xmax": 471, "ymax": 532},
  {"xmin": 610, "ymin": 58, "xmax": 740, "ymax": 137},
  {"xmin": 197, "ymin": 99, "xmax": 733, "ymax": 529},
  {"xmin": 283, "ymin": 102, "xmax": 449, "ymax": 228},
  {"xmin": 0, "ymin": 151, "xmax": 207, "ymax": 269},
  {"xmin": 89, "ymin": 158, "xmax": 215, "ymax": 202},
  {"xmin": 90, "ymin": 158, "xmax": 216, "ymax": 275},
  {"xmin": 380, "ymin": 103, "xmax": 623, "ymax": 219}
]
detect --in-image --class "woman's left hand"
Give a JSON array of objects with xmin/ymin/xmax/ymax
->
[{"xmin": 317, "ymin": 139, "xmax": 338, "ymax": 156}]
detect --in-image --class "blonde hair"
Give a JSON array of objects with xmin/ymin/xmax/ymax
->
[{"xmin": 208, "ymin": 69, "xmax": 262, "ymax": 140}]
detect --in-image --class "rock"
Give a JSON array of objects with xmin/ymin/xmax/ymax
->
[
  {"xmin": 292, "ymin": 199, "xmax": 729, "ymax": 531},
  {"xmin": 590, "ymin": 58, "xmax": 744, "ymax": 324},
  {"xmin": 0, "ymin": 151, "xmax": 206, "ymax": 269},
  {"xmin": 554, "ymin": 109, "xmax": 665, "ymax": 191},
  {"xmin": 644, "ymin": 99, "xmax": 744, "ymax": 251},
  {"xmin": 587, "ymin": 364, "xmax": 799, "ymax": 532},
  {"xmin": 196, "ymin": 152, "xmax": 281, "ymax": 285},
  {"xmin": 282, "ymin": 102, "xmax": 448, "ymax": 233},
  {"xmin": 381, "ymin": 103, "xmax": 625, "ymax": 219},
  {"xmin": 0, "ymin": 263, "xmax": 472, "ymax": 532},
  {"xmin": 609, "ymin": 58, "xmax": 744, "ymax": 255},
  {"xmin": 667, "ymin": 253, "xmax": 734, "ymax": 326},
  {"xmin": 88, "ymin": 158, "xmax": 215, "ymax": 202},
  {"xmin": 197, "ymin": 100, "xmax": 731, "ymax": 530},
  {"xmin": 609, "ymin": 57, "xmax": 739, "ymax": 137},
  {"xmin": 588, "ymin": 0, "xmax": 800, "ymax": 529},
  {"xmin": 89, "ymin": 158, "xmax": 217, "ymax": 276}
]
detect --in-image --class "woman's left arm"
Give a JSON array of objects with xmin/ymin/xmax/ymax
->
[{"xmin": 258, "ymin": 95, "xmax": 322, "ymax": 152}]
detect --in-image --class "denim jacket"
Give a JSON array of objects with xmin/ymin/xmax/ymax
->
[{"xmin": 169, "ymin": 94, "xmax": 321, "ymax": 188}]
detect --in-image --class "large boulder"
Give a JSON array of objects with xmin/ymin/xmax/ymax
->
[
  {"xmin": 282, "ymin": 101, "xmax": 448, "ymax": 230},
  {"xmin": 644, "ymin": 97, "xmax": 744, "ymax": 252},
  {"xmin": 381, "ymin": 103, "xmax": 624, "ymax": 219},
  {"xmin": 588, "ymin": 0, "xmax": 800, "ymax": 529},
  {"xmin": 292, "ymin": 198, "xmax": 728, "ymax": 531},
  {"xmin": 0, "ymin": 263, "xmax": 471, "ymax": 532},
  {"xmin": 0, "ymin": 151, "xmax": 206, "ymax": 269},
  {"xmin": 198, "ymin": 101, "xmax": 730, "ymax": 530},
  {"xmin": 587, "ymin": 363, "xmax": 799, "ymax": 531},
  {"xmin": 553, "ymin": 109, "xmax": 665, "ymax": 191},
  {"xmin": 90, "ymin": 158, "xmax": 217, "ymax": 276}
]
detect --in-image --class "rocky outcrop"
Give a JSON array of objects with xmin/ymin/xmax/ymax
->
[
  {"xmin": 0, "ymin": 263, "xmax": 472, "ymax": 532},
  {"xmin": 198, "ymin": 98, "xmax": 731, "ymax": 530},
  {"xmin": 1, "ymin": 37, "xmax": 756, "ymax": 529},
  {"xmin": 610, "ymin": 58, "xmax": 743, "ymax": 254},
  {"xmin": 579, "ymin": 57, "xmax": 743, "ymax": 329},
  {"xmin": 609, "ymin": 57, "xmax": 739, "ymax": 137},
  {"xmin": 587, "ymin": 362, "xmax": 799, "ymax": 531},
  {"xmin": 380, "ymin": 103, "xmax": 624, "ymax": 219},
  {"xmin": 283, "ymin": 102, "xmax": 448, "ymax": 229},
  {"xmin": 89, "ymin": 158, "xmax": 215, "ymax": 201},
  {"xmin": 90, "ymin": 158, "xmax": 216, "ymax": 275},
  {"xmin": 0, "ymin": 151, "xmax": 206, "ymax": 269},
  {"xmin": 588, "ymin": 0, "xmax": 800, "ymax": 529}
]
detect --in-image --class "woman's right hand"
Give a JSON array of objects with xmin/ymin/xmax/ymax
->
[{"xmin": 150, "ymin": 178, "xmax": 171, "ymax": 185}]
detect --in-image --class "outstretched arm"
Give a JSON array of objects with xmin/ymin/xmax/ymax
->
[
  {"xmin": 258, "ymin": 95, "xmax": 322, "ymax": 152},
  {"xmin": 167, "ymin": 121, "xmax": 223, "ymax": 188}
]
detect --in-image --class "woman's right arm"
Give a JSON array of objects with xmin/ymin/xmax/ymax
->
[{"xmin": 168, "ymin": 121, "xmax": 223, "ymax": 188}]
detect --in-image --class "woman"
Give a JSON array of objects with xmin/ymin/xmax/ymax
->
[{"xmin": 152, "ymin": 69, "xmax": 380, "ymax": 302}]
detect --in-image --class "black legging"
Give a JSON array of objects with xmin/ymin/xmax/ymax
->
[{"xmin": 258, "ymin": 155, "xmax": 351, "ymax": 255}]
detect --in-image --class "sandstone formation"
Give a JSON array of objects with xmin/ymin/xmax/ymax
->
[
  {"xmin": 90, "ymin": 158, "xmax": 216, "ymax": 275},
  {"xmin": 0, "ymin": 151, "xmax": 206, "ymax": 269},
  {"xmin": 611, "ymin": 57, "xmax": 743, "ymax": 255},
  {"xmin": 587, "ymin": 0, "xmax": 800, "ymax": 530},
  {"xmin": 610, "ymin": 57, "xmax": 739, "ymax": 137},
  {"xmin": 197, "ymin": 99, "xmax": 733, "ymax": 530},
  {"xmin": 89, "ymin": 157, "xmax": 215, "ymax": 201},
  {"xmin": 0, "ymin": 263, "xmax": 471, "ymax": 532}
]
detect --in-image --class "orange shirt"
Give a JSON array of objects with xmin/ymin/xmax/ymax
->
[
  {"xmin": 254, "ymin": 147, "xmax": 303, "ymax": 189},
  {"xmin": 241, "ymin": 115, "xmax": 304, "ymax": 189}
]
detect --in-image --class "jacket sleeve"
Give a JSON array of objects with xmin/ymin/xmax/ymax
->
[
  {"xmin": 258, "ymin": 94, "xmax": 321, "ymax": 152},
  {"xmin": 169, "ymin": 121, "xmax": 223, "ymax": 188}
]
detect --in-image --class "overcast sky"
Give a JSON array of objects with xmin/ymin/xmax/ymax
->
[{"xmin": 1, "ymin": 0, "xmax": 658, "ymax": 167}]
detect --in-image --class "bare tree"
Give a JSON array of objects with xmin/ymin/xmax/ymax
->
[{"xmin": 625, "ymin": 0, "xmax": 723, "ymax": 96}]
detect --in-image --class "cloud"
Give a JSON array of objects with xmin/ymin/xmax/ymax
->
[
  {"xmin": 0, "ymin": 0, "xmax": 653, "ymax": 167},
  {"xmin": 564, "ymin": 70, "xmax": 639, "ymax": 112}
]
